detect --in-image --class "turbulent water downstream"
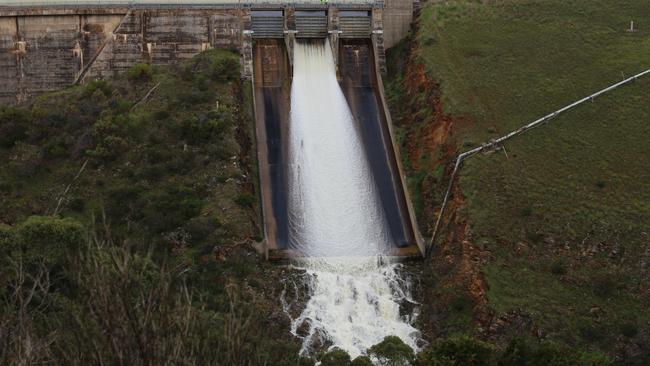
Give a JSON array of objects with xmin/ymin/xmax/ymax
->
[{"xmin": 285, "ymin": 40, "xmax": 419, "ymax": 359}]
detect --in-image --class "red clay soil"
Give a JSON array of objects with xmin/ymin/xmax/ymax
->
[
  {"xmin": 399, "ymin": 43, "xmax": 472, "ymax": 227},
  {"xmin": 439, "ymin": 184, "xmax": 493, "ymax": 331},
  {"xmin": 398, "ymin": 39, "xmax": 492, "ymax": 331}
]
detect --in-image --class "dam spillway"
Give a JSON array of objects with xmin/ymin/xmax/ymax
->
[
  {"xmin": 287, "ymin": 40, "xmax": 391, "ymax": 257},
  {"xmin": 280, "ymin": 39, "xmax": 420, "ymax": 358},
  {"xmin": 252, "ymin": 34, "xmax": 423, "ymax": 356},
  {"xmin": 253, "ymin": 37, "xmax": 422, "ymax": 259}
]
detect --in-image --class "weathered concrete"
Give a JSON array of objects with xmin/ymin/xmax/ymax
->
[
  {"xmin": 338, "ymin": 38, "xmax": 424, "ymax": 256},
  {"xmin": 84, "ymin": 8, "xmax": 246, "ymax": 81},
  {"xmin": 252, "ymin": 38, "xmax": 292, "ymax": 259},
  {"xmin": 0, "ymin": 2, "xmax": 412, "ymax": 104},
  {"xmin": 0, "ymin": 13, "xmax": 124, "ymax": 104},
  {"xmin": 383, "ymin": 0, "xmax": 413, "ymax": 48}
]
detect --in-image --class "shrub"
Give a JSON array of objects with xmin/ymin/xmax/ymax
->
[
  {"xmin": 620, "ymin": 322, "xmax": 638, "ymax": 338},
  {"xmin": 497, "ymin": 339, "xmax": 611, "ymax": 366},
  {"xmin": 9, "ymin": 143, "xmax": 43, "ymax": 178},
  {"xmin": 578, "ymin": 320, "xmax": 606, "ymax": 342},
  {"xmin": 16, "ymin": 216, "xmax": 85, "ymax": 264},
  {"xmin": 592, "ymin": 276, "xmax": 617, "ymax": 299},
  {"xmin": 0, "ymin": 223, "xmax": 16, "ymax": 255},
  {"xmin": 127, "ymin": 63, "xmax": 153, "ymax": 82},
  {"xmin": 174, "ymin": 86, "xmax": 214, "ymax": 107},
  {"xmin": 68, "ymin": 197, "xmax": 85, "ymax": 212},
  {"xmin": 234, "ymin": 192, "xmax": 255, "ymax": 208},
  {"xmin": 520, "ymin": 206, "xmax": 534, "ymax": 217},
  {"xmin": 351, "ymin": 356, "xmax": 374, "ymax": 366},
  {"xmin": 526, "ymin": 231, "xmax": 544, "ymax": 243},
  {"xmin": 104, "ymin": 184, "xmax": 146, "ymax": 224},
  {"xmin": 177, "ymin": 117, "xmax": 230, "ymax": 145},
  {"xmin": 450, "ymin": 294, "xmax": 472, "ymax": 312},
  {"xmin": 417, "ymin": 336, "xmax": 492, "ymax": 366},
  {"xmin": 185, "ymin": 216, "xmax": 219, "ymax": 243},
  {"xmin": 369, "ymin": 336, "xmax": 415, "ymax": 366},
  {"xmin": 212, "ymin": 56, "xmax": 240, "ymax": 81},
  {"xmin": 550, "ymin": 261, "xmax": 567, "ymax": 276},
  {"xmin": 43, "ymin": 136, "xmax": 70, "ymax": 159},
  {"xmin": 142, "ymin": 186, "xmax": 202, "ymax": 232},
  {"xmin": 153, "ymin": 110, "xmax": 170, "ymax": 121},
  {"xmin": 88, "ymin": 135, "xmax": 128, "ymax": 162},
  {"xmin": 577, "ymin": 352, "xmax": 612, "ymax": 366},
  {"xmin": 531, "ymin": 342, "xmax": 579, "ymax": 366},
  {"xmin": 0, "ymin": 107, "xmax": 31, "ymax": 148},
  {"xmin": 194, "ymin": 75, "xmax": 210, "ymax": 91},
  {"xmin": 498, "ymin": 338, "xmax": 533, "ymax": 366},
  {"xmin": 82, "ymin": 80, "xmax": 113, "ymax": 99},
  {"xmin": 320, "ymin": 348, "xmax": 352, "ymax": 366}
]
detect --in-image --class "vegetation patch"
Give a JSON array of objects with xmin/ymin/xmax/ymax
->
[
  {"xmin": 0, "ymin": 50, "xmax": 310, "ymax": 364},
  {"xmin": 389, "ymin": 0, "xmax": 650, "ymax": 362}
]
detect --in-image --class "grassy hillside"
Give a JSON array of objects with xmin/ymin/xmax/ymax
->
[{"xmin": 388, "ymin": 0, "xmax": 650, "ymax": 362}]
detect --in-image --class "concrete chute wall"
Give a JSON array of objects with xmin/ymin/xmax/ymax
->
[
  {"xmin": 252, "ymin": 39, "xmax": 292, "ymax": 258},
  {"xmin": 252, "ymin": 36, "xmax": 423, "ymax": 259},
  {"xmin": 338, "ymin": 38, "xmax": 423, "ymax": 255}
]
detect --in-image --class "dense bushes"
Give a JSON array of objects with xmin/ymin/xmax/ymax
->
[
  {"xmin": 0, "ymin": 48, "xmax": 255, "ymax": 246},
  {"xmin": 321, "ymin": 348, "xmax": 352, "ymax": 366},
  {"xmin": 0, "ymin": 49, "xmax": 268, "ymax": 365},
  {"xmin": 142, "ymin": 186, "xmax": 202, "ymax": 232},
  {"xmin": 12, "ymin": 216, "xmax": 85, "ymax": 265},
  {"xmin": 212, "ymin": 56, "xmax": 240, "ymax": 82},
  {"xmin": 127, "ymin": 63, "xmax": 153, "ymax": 82},
  {"xmin": 304, "ymin": 336, "xmax": 612, "ymax": 366},
  {"xmin": 0, "ymin": 107, "xmax": 30, "ymax": 148},
  {"xmin": 176, "ymin": 113, "xmax": 232, "ymax": 144},
  {"xmin": 369, "ymin": 336, "xmax": 416, "ymax": 366},
  {"xmin": 417, "ymin": 336, "xmax": 492, "ymax": 366},
  {"xmin": 0, "ymin": 228, "xmax": 302, "ymax": 365},
  {"xmin": 81, "ymin": 80, "xmax": 113, "ymax": 99}
]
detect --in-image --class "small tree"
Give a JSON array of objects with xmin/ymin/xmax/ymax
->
[
  {"xmin": 127, "ymin": 63, "xmax": 153, "ymax": 82},
  {"xmin": 16, "ymin": 215, "xmax": 85, "ymax": 265},
  {"xmin": 321, "ymin": 348, "xmax": 352, "ymax": 366},
  {"xmin": 369, "ymin": 336, "xmax": 415, "ymax": 366},
  {"xmin": 417, "ymin": 336, "xmax": 492, "ymax": 366},
  {"xmin": 351, "ymin": 355, "xmax": 374, "ymax": 366}
]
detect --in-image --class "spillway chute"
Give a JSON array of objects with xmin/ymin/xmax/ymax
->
[{"xmin": 283, "ymin": 40, "xmax": 420, "ymax": 358}]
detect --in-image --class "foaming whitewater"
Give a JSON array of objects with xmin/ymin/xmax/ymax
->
[{"xmin": 285, "ymin": 40, "xmax": 420, "ymax": 359}]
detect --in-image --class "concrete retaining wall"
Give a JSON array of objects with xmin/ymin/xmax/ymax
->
[
  {"xmin": 0, "ymin": 13, "xmax": 124, "ymax": 104},
  {"xmin": 84, "ymin": 9, "xmax": 245, "ymax": 81},
  {"xmin": 0, "ymin": 1, "xmax": 413, "ymax": 104}
]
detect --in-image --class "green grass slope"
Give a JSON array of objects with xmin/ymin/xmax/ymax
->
[{"xmin": 390, "ymin": 0, "xmax": 650, "ymax": 362}]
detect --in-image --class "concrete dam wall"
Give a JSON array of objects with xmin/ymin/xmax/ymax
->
[
  {"xmin": 0, "ymin": 1, "xmax": 413, "ymax": 105},
  {"xmin": 0, "ymin": 6, "xmax": 244, "ymax": 104}
]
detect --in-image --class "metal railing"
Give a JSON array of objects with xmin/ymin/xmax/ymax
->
[{"xmin": 426, "ymin": 68, "xmax": 650, "ymax": 256}]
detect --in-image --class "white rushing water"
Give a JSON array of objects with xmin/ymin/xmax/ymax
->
[{"xmin": 285, "ymin": 40, "xmax": 420, "ymax": 359}]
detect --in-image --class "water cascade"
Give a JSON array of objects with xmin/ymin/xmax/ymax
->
[{"xmin": 285, "ymin": 40, "xmax": 420, "ymax": 359}]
